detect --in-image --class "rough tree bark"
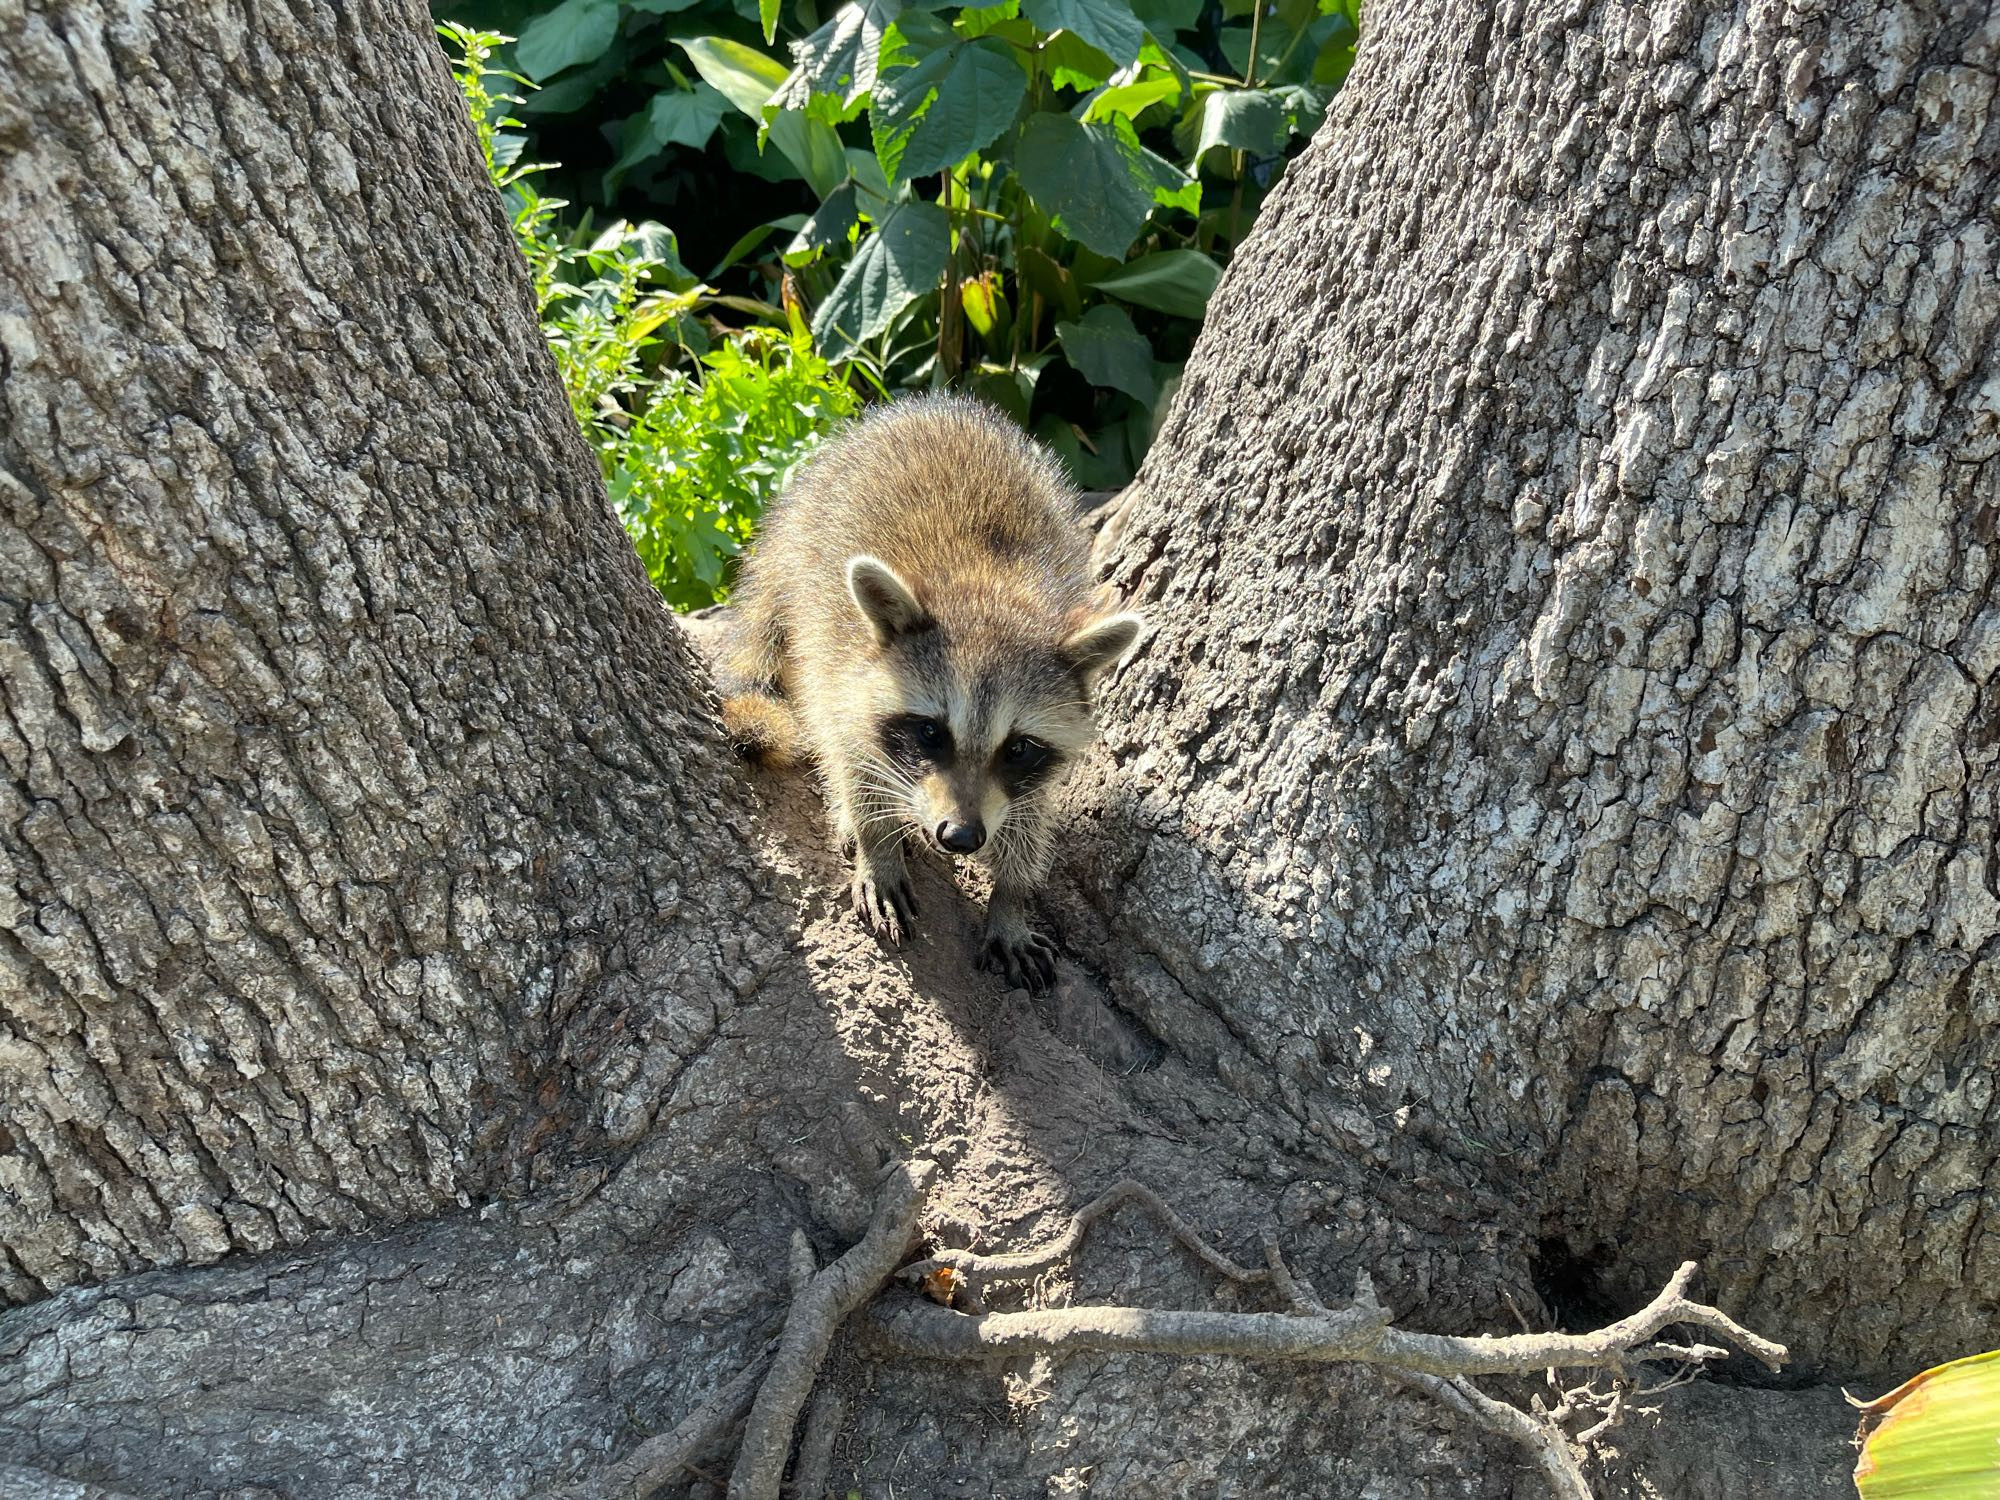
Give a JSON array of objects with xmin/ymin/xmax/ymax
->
[
  {"xmin": 1075, "ymin": 0, "xmax": 1999, "ymax": 1383},
  {"xmin": 0, "ymin": 0, "xmax": 1984, "ymax": 1496}
]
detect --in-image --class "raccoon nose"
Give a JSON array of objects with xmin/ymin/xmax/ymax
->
[{"xmin": 936, "ymin": 819, "xmax": 985, "ymax": 854}]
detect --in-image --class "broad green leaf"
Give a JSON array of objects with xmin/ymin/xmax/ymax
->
[
  {"xmin": 516, "ymin": 0, "xmax": 620, "ymax": 81},
  {"xmin": 1083, "ymin": 66, "xmax": 1183, "ymax": 123},
  {"xmin": 1037, "ymin": 29, "xmax": 1118, "ymax": 90},
  {"xmin": 1086, "ymin": 248, "xmax": 1219, "ymax": 317},
  {"xmin": 961, "ymin": 273, "xmax": 1005, "ymax": 336},
  {"xmin": 775, "ymin": 113, "xmax": 853, "ymax": 196},
  {"xmin": 1128, "ymin": 0, "xmax": 1204, "ymax": 33},
  {"xmin": 518, "ymin": 49, "xmax": 627, "ymax": 113},
  {"xmin": 712, "ymin": 213, "xmax": 807, "ymax": 275},
  {"xmin": 679, "ymin": 36, "xmax": 790, "ymax": 115},
  {"xmin": 1036, "ymin": 411, "xmax": 1132, "ymax": 489},
  {"xmin": 846, "ymin": 146, "xmax": 892, "ymax": 201},
  {"xmin": 1021, "ymin": 0, "xmax": 1143, "ymax": 67},
  {"xmin": 606, "ymin": 84, "xmax": 731, "ymax": 191},
  {"xmin": 680, "ymin": 38, "xmax": 849, "ymax": 195},
  {"xmin": 1016, "ymin": 244, "xmax": 1081, "ymax": 321},
  {"xmin": 958, "ymin": 0, "xmax": 1022, "ymax": 35},
  {"xmin": 1055, "ymin": 304, "xmax": 1155, "ymax": 402},
  {"xmin": 812, "ymin": 199, "xmax": 951, "ymax": 353},
  {"xmin": 651, "ymin": 83, "xmax": 731, "ymax": 150},
  {"xmin": 1194, "ymin": 87, "xmax": 1288, "ymax": 162},
  {"xmin": 870, "ymin": 42, "xmax": 959, "ymax": 182},
  {"xmin": 883, "ymin": 10, "xmax": 957, "ymax": 57},
  {"xmin": 1855, "ymin": 1350, "xmax": 2000, "ymax": 1500},
  {"xmin": 630, "ymin": 0, "xmax": 708, "ymax": 10},
  {"xmin": 786, "ymin": 183, "xmax": 860, "ymax": 262},
  {"xmin": 898, "ymin": 40, "xmax": 1026, "ymax": 181},
  {"xmin": 1013, "ymin": 112, "xmax": 1157, "ymax": 257},
  {"xmin": 775, "ymin": 0, "xmax": 903, "ymax": 112},
  {"xmin": 1118, "ymin": 113, "xmax": 1198, "ymax": 211}
]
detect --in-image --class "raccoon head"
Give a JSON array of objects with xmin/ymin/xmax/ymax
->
[{"xmin": 846, "ymin": 554, "xmax": 1141, "ymax": 861}]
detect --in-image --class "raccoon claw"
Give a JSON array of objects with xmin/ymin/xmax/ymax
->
[
  {"xmin": 853, "ymin": 870, "xmax": 917, "ymax": 945},
  {"xmin": 977, "ymin": 927, "xmax": 1058, "ymax": 994}
]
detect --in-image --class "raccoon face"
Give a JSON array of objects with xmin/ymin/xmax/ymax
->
[{"xmin": 846, "ymin": 555, "xmax": 1141, "ymax": 862}]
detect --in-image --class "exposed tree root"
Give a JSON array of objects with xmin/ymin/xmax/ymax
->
[
  {"xmin": 725, "ymin": 1159, "xmax": 936, "ymax": 1500},
  {"xmin": 1394, "ymin": 1371, "xmax": 1594, "ymax": 1500},
  {"xmin": 558, "ymin": 1169, "xmax": 1785, "ymax": 1500},
  {"xmin": 789, "ymin": 1386, "xmax": 847, "ymax": 1500}
]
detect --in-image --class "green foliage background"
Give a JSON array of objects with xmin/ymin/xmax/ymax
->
[{"xmin": 438, "ymin": 0, "xmax": 1358, "ymax": 603}]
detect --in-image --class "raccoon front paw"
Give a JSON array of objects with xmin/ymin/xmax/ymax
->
[
  {"xmin": 976, "ymin": 923, "xmax": 1058, "ymax": 994},
  {"xmin": 852, "ymin": 866, "xmax": 917, "ymax": 945}
]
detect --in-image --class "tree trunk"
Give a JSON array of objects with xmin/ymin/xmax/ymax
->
[
  {"xmin": 1074, "ymin": 0, "xmax": 1999, "ymax": 1381},
  {"xmin": 0, "ymin": 0, "xmax": 771, "ymax": 1304},
  {"xmin": 0, "ymin": 0, "xmax": 1985, "ymax": 1495}
]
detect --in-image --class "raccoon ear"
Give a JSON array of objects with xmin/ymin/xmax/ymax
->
[
  {"xmin": 846, "ymin": 555, "xmax": 928, "ymax": 642},
  {"xmin": 1060, "ymin": 611, "xmax": 1144, "ymax": 687}
]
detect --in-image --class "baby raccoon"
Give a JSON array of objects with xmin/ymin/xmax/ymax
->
[{"xmin": 718, "ymin": 394, "xmax": 1141, "ymax": 992}]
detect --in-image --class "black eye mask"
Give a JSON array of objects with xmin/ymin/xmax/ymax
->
[{"xmin": 880, "ymin": 713, "xmax": 953, "ymax": 769}]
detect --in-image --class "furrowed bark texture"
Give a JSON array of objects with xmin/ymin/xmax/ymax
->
[
  {"xmin": 0, "ymin": 0, "xmax": 1948, "ymax": 1493},
  {"xmin": 0, "ymin": 0, "xmax": 774, "ymax": 1303},
  {"xmin": 1079, "ymin": 0, "xmax": 1999, "ymax": 1379}
]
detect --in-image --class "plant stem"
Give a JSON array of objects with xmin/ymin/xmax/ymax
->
[{"xmin": 1245, "ymin": 0, "xmax": 1265, "ymax": 87}]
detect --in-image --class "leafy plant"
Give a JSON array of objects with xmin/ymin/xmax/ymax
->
[
  {"xmin": 443, "ymin": 21, "xmax": 859, "ymax": 609},
  {"xmin": 435, "ymin": 0, "xmax": 1360, "ymax": 488},
  {"xmin": 1853, "ymin": 1349, "xmax": 2000, "ymax": 1499}
]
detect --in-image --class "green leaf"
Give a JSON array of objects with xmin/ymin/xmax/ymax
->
[
  {"xmin": 811, "ymin": 199, "xmax": 951, "ymax": 354},
  {"xmin": 606, "ymin": 83, "xmax": 732, "ymax": 191},
  {"xmin": 1016, "ymin": 244, "xmax": 1081, "ymax": 321},
  {"xmin": 1856, "ymin": 1350, "xmax": 2000, "ymax": 1500},
  {"xmin": 1082, "ymin": 65, "xmax": 1183, "ymax": 124},
  {"xmin": 761, "ymin": 0, "xmax": 781, "ymax": 42},
  {"xmin": 1128, "ymin": 0, "xmax": 1204, "ymax": 33},
  {"xmin": 1012, "ymin": 112, "xmax": 1158, "ymax": 257},
  {"xmin": 1036, "ymin": 411, "xmax": 1132, "ymax": 489},
  {"xmin": 958, "ymin": 0, "xmax": 1022, "ymax": 35},
  {"xmin": 1086, "ymin": 248, "xmax": 1219, "ymax": 317},
  {"xmin": 1037, "ymin": 29, "xmax": 1118, "ymax": 90},
  {"xmin": 1055, "ymin": 304, "xmax": 1156, "ymax": 402},
  {"xmin": 630, "ymin": 0, "xmax": 707, "ymax": 10},
  {"xmin": 712, "ymin": 213, "xmax": 807, "ymax": 276},
  {"xmin": 679, "ymin": 36, "xmax": 789, "ymax": 115},
  {"xmin": 680, "ymin": 38, "xmax": 849, "ymax": 195},
  {"xmin": 1021, "ymin": 0, "xmax": 1143, "ymax": 67},
  {"xmin": 870, "ymin": 42, "xmax": 959, "ymax": 182},
  {"xmin": 517, "ymin": 49, "xmax": 628, "ymax": 113},
  {"xmin": 774, "ymin": 112, "xmax": 853, "ymax": 196},
  {"xmin": 1194, "ymin": 87, "xmax": 1288, "ymax": 162},
  {"xmin": 775, "ymin": 0, "xmax": 903, "ymax": 112},
  {"xmin": 786, "ymin": 183, "xmax": 860, "ymax": 262},
  {"xmin": 516, "ymin": 0, "xmax": 620, "ymax": 81},
  {"xmin": 881, "ymin": 39, "xmax": 1026, "ymax": 183}
]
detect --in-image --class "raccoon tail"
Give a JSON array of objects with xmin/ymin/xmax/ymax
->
[{"xmin": 720, "ymin": 689, "xmax": 800, "ymax": 768}]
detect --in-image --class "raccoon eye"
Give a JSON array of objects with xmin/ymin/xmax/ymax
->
[
  {"xmin": 1001, "ymin": 735, "xmax": 1049, "ymax": 769},
  {"xmin": 914, "ymin": 718, "xmax": 947, "ymax": 751}
]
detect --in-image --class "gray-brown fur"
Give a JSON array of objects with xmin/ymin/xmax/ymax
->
[{"xmin": 721, "ymin": 395, "xmax": 1141, "ymax": 990}]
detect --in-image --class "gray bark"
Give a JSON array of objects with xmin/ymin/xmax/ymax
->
[
  {"xmin": 1076, "ymin": 0, "xmax": 2000, "ymax": 1381},
  {"xmin": 0, "ymin": 0, "xmax": 1977, "ymax": 1495},
  {"xmin": 0, "ymin": 0, "xmax": 770, "ymax": 1302}
]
